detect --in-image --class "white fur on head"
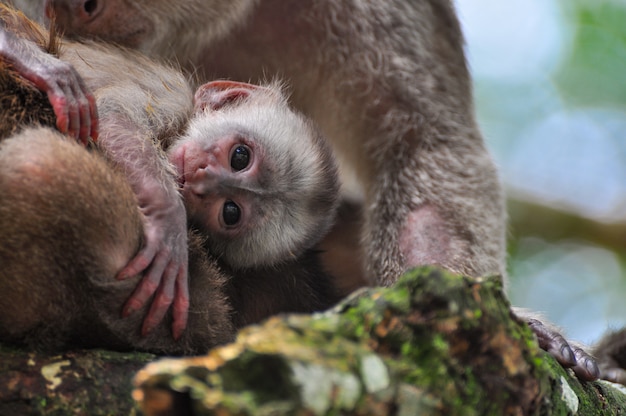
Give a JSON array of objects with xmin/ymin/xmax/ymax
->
[{"xmin": 180, "ymin": 81, "xmax": 340, "ymax": 268}]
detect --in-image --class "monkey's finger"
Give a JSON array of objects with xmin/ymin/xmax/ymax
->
[
  {"xmin": 172, "ymin": 268, "xmax": 190, "ymax": 340},
  {"xmin": 26, "ymin": 69, "xmax": 68, "ymax": 135},
  {"xmin": 71, "ymin": 82, "xmax": 92, "ymax": 145},
  {"xmin": 46, "ymin": 89, "xmax": 70, "ymax": 135},
  {"xmin": 141, "ymin": 259, "xmax": 178, "ymax": 337},
  {"xmin": 117, "ymin": 246, "xmax": 157, "ymax": 280},
  {"xmin": 527, "ymin": 319, "xmax": 577, "ymax": 367},
  {"xmin": 87, "ymin": 92, "xmax": 99, "ymax": 141},
  {"xmin": 62, "ymin": 82, "xmax": 81, "ymax": 141},
  {"xmin": 121, "ymin": 251, "xmax": 166, "ymax": 317},
  {"xmin": 71, "ymin": 72, "xmax": 97, "ymax": 144},
  {"xmin": 571, "ymin": 347, "xmax": 599, "ymax": 381},
  {"xmin": 46, "ymin": 76, "xmax": 78, "ymax": 139}
]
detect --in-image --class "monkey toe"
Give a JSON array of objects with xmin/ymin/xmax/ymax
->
[
  {"xmin": 527, "ymin": 318, "xmax": 600, "ymax": 382},
  {"xmin": 527, "ymin": 318, "xmax": 577, "ymax": 367},
  {"xmin": 571, "ymin": 347, "xmax": 600, "ymax": 381},
  {"xmin": 600, "ymin": 367, "xmax": 626, "ymax": 385}
]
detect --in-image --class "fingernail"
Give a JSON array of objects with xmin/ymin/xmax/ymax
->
[
  {"xmin": 560, "ymin": 345, "xmax": 575, "ymax": 364},
  {"xmin": 122, "ymin": 305, "xmax": 134, "ymax": 317},
  {"xmin": 142, "ymin": 322, "xmax": 154, "ymax": 337},
  {"xmin": 587, "ymin": 360, "xmax": 600, "ymax": 379}
]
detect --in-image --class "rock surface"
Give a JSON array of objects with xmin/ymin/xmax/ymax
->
[
  {"xmin": 134, "ymin": 268, "xmax": 626, "ymax": 415},
  {"xmin": 2, "ymin": 267, "xmax": 625, "ymax": 415}
]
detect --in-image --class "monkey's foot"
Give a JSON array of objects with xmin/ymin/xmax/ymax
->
[
  {"xmin": 528, "ymin": 318, "xmax": 599, "ymax": 381},
  {"xmin": 600, "ymin": 367, "xmax": 626, "ymax": 385}
]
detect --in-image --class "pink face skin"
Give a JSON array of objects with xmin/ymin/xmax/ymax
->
[
  {"xmin": 168, "ymin": 134, "xmax": 265, "ymax": 239},
  {"xmin": 168, "ymin": 81, "xmax": 271, "ymax": 241}
]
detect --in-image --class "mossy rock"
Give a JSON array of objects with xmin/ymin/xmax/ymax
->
[{"xmin": 134, "ymin": 267, "xmax": 626, "ymax": 415}]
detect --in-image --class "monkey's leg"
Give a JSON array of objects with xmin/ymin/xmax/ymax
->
[
  {"xmin": 311, "ymin": 1, "xmax": 596, "ymax": 382},
  {"xmin": 0, "ymin": 126, "xmax": 141, "ymax": 349},
  {"xmin": 0, "ymin": 126, "xmax": 234, "ymax": 353}
]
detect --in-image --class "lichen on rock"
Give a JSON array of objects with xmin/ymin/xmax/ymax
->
[{"xmin": 134, "ymin": 267, "xmax": 626, "ymax": 415}]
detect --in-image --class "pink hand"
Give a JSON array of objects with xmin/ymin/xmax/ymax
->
[
  {"xmin": 118, "ymin": 195, "xmax": 189, "ymax": 339},
  {"xmin": 1, "ymin": 28, "xmax": 98, "ymax": 143}
]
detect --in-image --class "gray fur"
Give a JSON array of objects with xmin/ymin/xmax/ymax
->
[{"xmin": 50, "ymin": 0, "xmax": 506, "ymax": 283}]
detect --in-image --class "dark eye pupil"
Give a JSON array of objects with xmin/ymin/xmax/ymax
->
[
  {"xmin": 222, "ymin": 201, "xmax": 241, "ymax": 226},
  {"xmin": 231, "ymin": 145, "xmax": 249, "ymax": 171}
]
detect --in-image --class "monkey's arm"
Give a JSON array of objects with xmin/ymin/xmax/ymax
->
[
  {"xmin": 0, "ymin": 4, "xmax": 96, "ymax": 142},
  {"xmin": 96, "ymin": 85, "xmax": 190, "ymax": 340}
]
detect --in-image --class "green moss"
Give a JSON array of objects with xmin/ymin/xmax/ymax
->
[{"xmin": 133, "ymin": 266, "xmax": 626, "ymax": 415}]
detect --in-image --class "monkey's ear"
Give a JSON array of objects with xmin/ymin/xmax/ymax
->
[{"xmin": 194, "ymin": 80, "xmax": 257, "ymax": 113}]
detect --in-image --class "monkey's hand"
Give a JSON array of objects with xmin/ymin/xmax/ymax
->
[
  {"xmin": 527, "ymin": 318, "xmax": 600, "ymax": 382},
  {"xmin": 0, "ymin": 27, "xmax": 97, "ymax": 143},
  {"xmin": 117, "ymin": 190, "xmax": 189, "ymax": 340}
]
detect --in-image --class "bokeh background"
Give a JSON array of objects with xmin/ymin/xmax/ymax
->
[{"xmin": 454, "ymin": 0, "xmax": 626, "ymax": 344}]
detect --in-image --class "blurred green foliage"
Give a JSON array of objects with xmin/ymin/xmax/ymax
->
[
  {"xmin": 556, "ymin": 1, "xmax": 626, "ymax": 109},
  {"xmin": 458, "ymin": 0, "xmax": 626, "ymax": 343}
]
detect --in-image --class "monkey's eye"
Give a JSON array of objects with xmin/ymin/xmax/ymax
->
[
  {"xmin": 222, "ymin": 200, "xmax": 241, "ymax": 226},
  {"xmin": 230, "ymin": 145, "xmax": 250, "ymax": 171}
]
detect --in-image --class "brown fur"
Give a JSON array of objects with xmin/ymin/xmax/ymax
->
[
  {"xmin": 0, "ymin": 128, "xmax": 234, "ymax": 354},
  {"xmin": 0, "ymin": 5, "xmax": 49, "ymax": 46},
  {"xmin": 0, "ymin": 64, "xmax": 55, "ymax": 139},
  {"xmin": 0, "ymin": 6, "xmax": 56, "ymax": 139},
  {"xmin": 0, "ymin": 6, "xmax": 339, "ymax": 354}
]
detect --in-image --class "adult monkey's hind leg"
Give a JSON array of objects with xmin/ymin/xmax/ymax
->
[{"xmin": 0, "ymin": 127, "xmax": 142, "ymax": 349}]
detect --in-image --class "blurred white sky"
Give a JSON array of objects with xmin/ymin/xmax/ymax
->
[
  {"xmin": 456, "ymin": 0, "xmax": 626, "ymax": 223},
  {"xmin": 457, "ymin": 0, "xmax": 568, "ymax": 82},
  {"xmin": 455, "ymin": 0, "xmax": 626, "ymax": 344}
]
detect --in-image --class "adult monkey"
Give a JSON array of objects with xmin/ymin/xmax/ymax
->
[
  {"xmin": 46, "ymin": 0, "xmax": 504, "ymax": 291},
  {"xmin": 3, "ymin": 0, "xmax": 599, "ymax": 379}
]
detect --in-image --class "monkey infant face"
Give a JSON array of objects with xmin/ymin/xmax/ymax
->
[{"xmin": 168, "ymin": 81, "xmax": 339, "ymax": 269}]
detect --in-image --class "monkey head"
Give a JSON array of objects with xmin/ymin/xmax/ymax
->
[
  {"xmin": 168, "ymin": 80, "xmax": 340, "ymax": 269},
  {"xmin": 46, "ymin": 0, "xmax": 255, "ymax": 60}
]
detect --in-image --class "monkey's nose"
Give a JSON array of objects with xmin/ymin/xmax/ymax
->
[
  {"xmin": 83, "ymin": 0, "xmax": 99, "ymax": 17},
  {"xmin": 45, "ymin": 0, "xmax": 102, "ymax": 25},
  {"xmin": 187, "ymin": 166, "xmax": 223, "ymax": 196}
]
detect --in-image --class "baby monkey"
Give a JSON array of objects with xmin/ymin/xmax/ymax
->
[
  {"xmin": 0, "ymin": 5, "xmax": 339, "ymax": 353},
  {"xmin": 172, "ymin": 80, "xmax": 339, "ymax": 270},
  {"xmin": 171, "ymin": 79, "xmax": 341, "ymax": 331}
]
